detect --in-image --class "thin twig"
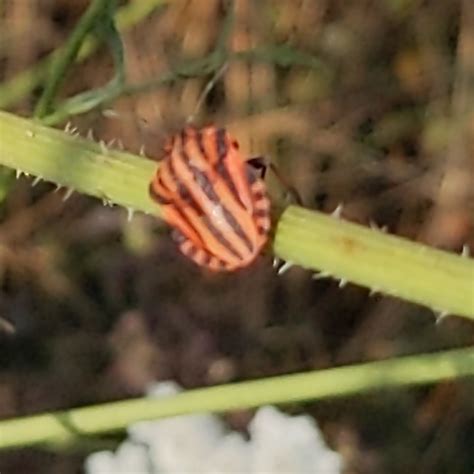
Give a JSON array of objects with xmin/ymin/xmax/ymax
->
[
  {"xmin": 34, "ymin": 0, "xmax": 117, "ymax": 118},
  {"xmin": 40, "ymin": 46, "xmax": 327, "ymax": 126}
]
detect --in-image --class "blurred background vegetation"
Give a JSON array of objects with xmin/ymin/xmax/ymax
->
[{"xmin": 0, "ymin": 0, "xmax": 473, "ymax": 472}]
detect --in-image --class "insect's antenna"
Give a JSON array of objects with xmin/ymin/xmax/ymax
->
[
  {"xmin": 186, "ymin": 63, "xmax": 229, "ymax": 125},
  {"xmin": 269, "ymin": 162, "xmax": 303, "ymax": 206},
  {"xmin": 248, "ymin": 156, "xmax": 303, "ymax": 206}
]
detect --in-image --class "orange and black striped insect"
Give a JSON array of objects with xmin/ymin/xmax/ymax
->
[{"xmin": 149, "ymin": 125, "xmax": 271, "ymax": 271}]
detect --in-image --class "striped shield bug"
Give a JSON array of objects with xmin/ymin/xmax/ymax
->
[{"xmin": 149, "ymin": 125, "xmax": 272, "ymax": 271}]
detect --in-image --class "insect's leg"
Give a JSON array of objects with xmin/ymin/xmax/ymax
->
[{"xmin": 247, "ymin": 156, "xmax": 302, "ymax": 205}]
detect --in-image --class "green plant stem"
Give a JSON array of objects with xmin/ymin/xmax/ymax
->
[
  {"xmin": 0, "ymin": 110, "xmax": 156, "ymax": 214},
  {"xmin": 0, "ymin": 0, "xmax": 168, "ymax": 110},
  {"xmin": 275, "ymin": 206, "xmax": 474, "ymax": 319},
  {"xmin": 34, "ymin": 0, "xmax": 117, "ymax": 118},
  {"xmin": 0, "ymin": 346, "xmax": 473, "ymax": 450},
  {"xmin": 0, "ymin": 111, "xmax": 473, "ymax": 318}
]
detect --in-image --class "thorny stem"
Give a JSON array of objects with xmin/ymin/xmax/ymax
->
[
  {"xmin": 0, "ymin": 111, "xmax": 156, "ymax": 214},
  {"xmin": 275, "ymin": 206, "xmax": 473, "ymax": 319},
  {"xmin": 0, "ymin": 110, "xmax": 473, "ymax": 319}
]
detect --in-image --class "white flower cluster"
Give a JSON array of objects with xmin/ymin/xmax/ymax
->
[{"xmin": 85, "ymin": 382, "xmax": 343, "ymax": 473}]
